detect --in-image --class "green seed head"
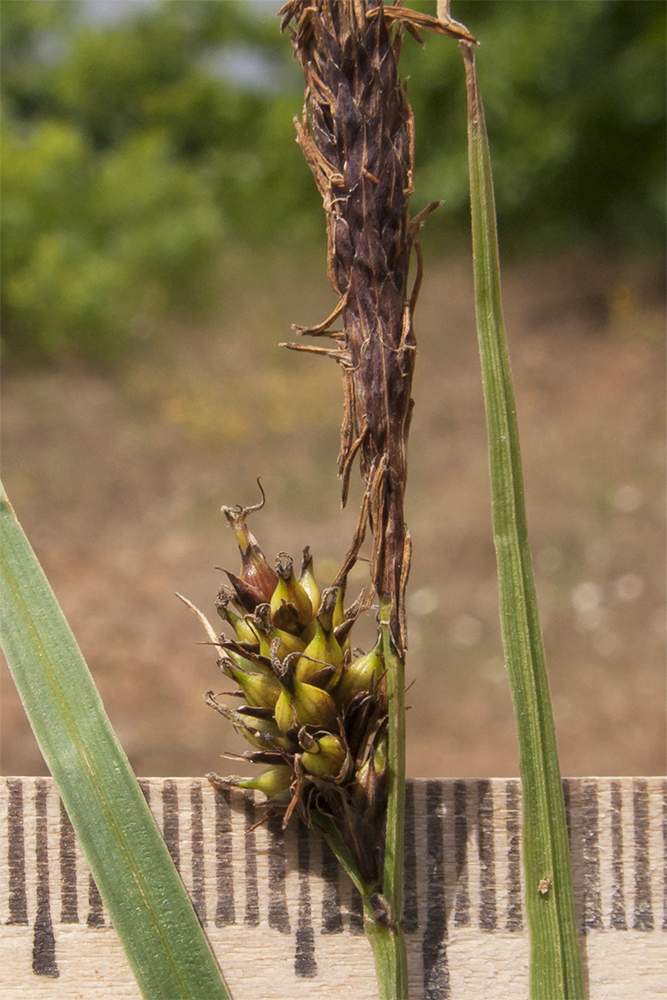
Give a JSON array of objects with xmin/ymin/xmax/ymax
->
[
  {"xmin": 300, "ymin": 733, "xmax": 347, "ymax": 778},
  {"xmin": 207, "ymin": 701, "xmax": 291, "ymax": 751},
  {"xmin": 332, "ymin": 578, "xmax": 346, "ymax": 631},
  {"xmin": 215, "ymin": 589, "xmax": 259, "ymax": 645},
  {"xmin": 275, "ymin": 677, "xmax": 339, "ymax": 733},
  {"xmin": 206, "ymin": 502, "xmax": 390, "ymax": 888},
  {"xmin": 222, "ymin": 504, "xmax": 278, "ymax": 606},
  {"xmin": 296, "ymin": 620, "xmax": 343, "ymax": 686},
  {"xmin": 270, "ymin": 553, "xmax": 313, "ymax": 631},
  {"xmin": 335, "ymin": 636, "xmax": 383, "ymax": 707},
  {"xmin": 251, "ymin": 604, "xmax": 306, "ymax": 660},
  {"xmin": 229, "ymin": 765, "xmax": 294, "ymax": 797},
  {"xmin": 299, "ymin": 547, "xmax": 322, "ymax": 616},
  {"xmin": 223, "ymin": 642, "xmax": 275, "ymax": 679},
  {"xmin": 221, "ymin": 658, "xmax": 281, "ymax": 709}
]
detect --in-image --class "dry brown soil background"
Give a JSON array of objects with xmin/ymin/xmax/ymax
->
[{"xmin": 2, "ymin": 246, "xmax": 665, "ymax": 779}]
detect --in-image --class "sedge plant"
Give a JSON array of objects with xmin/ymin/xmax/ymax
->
[
  {"xmin": 0, "ymin": 3, "xmax": 584, "ymax": 1000},
  {"xmin": 195, "ymin": 4, "xmax": 583, "ymax": 998},
  {"xmin": 186, "ymin": 4, "xmax": 474, "ymax": 996}
]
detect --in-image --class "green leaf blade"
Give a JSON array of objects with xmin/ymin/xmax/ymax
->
[
  {"xmin": 460, "ymin": 44, "xmax": 584, "ymax": 1000},
  {"xmin": 0, "ymin": 482, "xmax": 231, "ymax": 1000}
]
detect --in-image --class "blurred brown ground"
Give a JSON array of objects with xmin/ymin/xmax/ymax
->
[{"xmin": 2, "ymin": 246, "xmax": 665, "ymax": 779}]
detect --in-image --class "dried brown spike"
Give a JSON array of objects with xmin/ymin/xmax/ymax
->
[{"xmin": 282, "ymin": 0, "xmax": 429, "ymax": 652}]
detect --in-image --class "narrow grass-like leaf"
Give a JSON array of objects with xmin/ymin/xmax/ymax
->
[
  {"xmin": 460, "ymin": 44, "xmax": 584, "ymax": 999},
  {"xmin": 0, "ymin": 482, "xmax": 231, "ymax": 1000}
]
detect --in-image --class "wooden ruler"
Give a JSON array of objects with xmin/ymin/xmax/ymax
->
[{"xmin": 1, "ymin": 777, "xmax": 665, "ymax": 999}]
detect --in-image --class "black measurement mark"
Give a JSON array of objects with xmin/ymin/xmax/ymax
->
[
  {"xmin": 214, "ymin": 786, "xmax": 235, "ymax": 926},
  {"xmin": 423, "ymin": 780, "xmax": 449, "ymax": 1000},
  {"xmin": 582, "ymin": 781, "xmax": 602, "ymax": 932},
  {"xmin": 33, "ymin": 780, "xmax": 59, "ymax": 977},
  {"xmin": 162, "ymin": 781, "xmax": 180, "ymax": 872},
  {"xmin": 8, "ymin": 774, "xmax": 663, "ymax": 975},
  {"xmin": 295, "ymin": 822, "xmax": 317, "ymax": 977},
  {"xmin": 321, "ymin": 837, "xmax": 343, "ymax": 934},
  {"xmin": 243, "ymin": 791, "xmax": 260, "ymax": 927},
  {"xmin": 477, "ymin": 780, "xmax": 497, "ymax": 933},
  {"xmin": 6, "ymin": 778, "xmax": 28, "ymax": 925},
  {"xmin": 453, "ymin": 779, "xmax": 469, "ymax": 928},
  {"xmin": 633, "ymin": 779, "xmax": 653, "ymax": 931},
  {"xmin": 87, "ymin": 874, "xmax": 105, "ymax": 928},
  {"xmin": 609, "ymin": 780, "xmax": 627, "ymax": 930},
  {"xmin": 563, "ymin": 779, "xmax": 572, "ymax": 848},
  {"xmin": 139, "ymin": 780, "xmax": 151, "ymax": 805},
  {"xmin": 505, "ymin": 780, "xmax": 522, "ymax": 932},
  {"xmin": 59, "ymin": 798, "xmax": 78, "ymax": 924},
  {"xmin": 267, "ymin": 813, "xmax": 290, "ymax": 934},
  {"xmin": 349, "ymin": 885, "xmax": 364, "ymax": 935},
  {"xmin": 403, "ymin": 780, "xmax": 419, "ymax": 933},
  {"xmin": 190, "ymin": 783, "xmax": 206, "ymax": 924}
]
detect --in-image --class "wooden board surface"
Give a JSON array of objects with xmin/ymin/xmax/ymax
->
[{"xmin": 1, "ymin": 776, "xmax": 665, "ymax": 999}]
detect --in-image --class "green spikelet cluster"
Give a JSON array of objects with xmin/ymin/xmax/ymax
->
[{"xmin": 205, "ymin": 497, "xmax": 388, "ymax": 885}]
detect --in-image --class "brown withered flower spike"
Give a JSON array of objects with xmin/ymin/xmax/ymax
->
[{"xmin": 280, "ymin": 0, "xmax": 475, "ymax": 653}]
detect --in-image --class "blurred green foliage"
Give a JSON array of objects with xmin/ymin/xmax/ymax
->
[
  {"xmin": 2, "ymin": 0, "xmax": 664, "ymax": 363},
  {"xmin": 405, "ymin": 0, "xmax": 667, "ymax": 255}
]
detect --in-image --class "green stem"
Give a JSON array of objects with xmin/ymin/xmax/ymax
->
[
  {"xmin": 365, "ymin": 922, "xmax": 409, "ymax": 1000},
  {"xmin": 312, "ymin": 811, "xmax": 408, "ymax": 1000},
  {"xmin": 312, "ymin": 597, "xmax": 408, "ymax": 999},
  {"xmin": 460, "ymin": 43, "xmax": 584, "ymax": 999},
  {"xmin": 379, "ymin": 595, "xmax": 408, "ymax": 1000},
  {"xmin": 379, "ymin": 596, "xmax": 406, "ymax": 930}
]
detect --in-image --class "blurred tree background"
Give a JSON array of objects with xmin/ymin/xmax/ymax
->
[{"xmin": 2, "ymin": 0, "xmax": 665, "ymax": 364}]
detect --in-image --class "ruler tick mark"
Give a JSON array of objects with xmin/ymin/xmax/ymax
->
[
  {"xmin": 267, "ymin": 813, "xmax": 290, "ymax": 934},
  {"xmin": 295, "ymin": 821, "xmax": 317, "ymax": 977},
  {"xmin": 423, "ymin": 780, "xmax": 449, "ymax": 1000},
  {"xmin": 349, "ymin": 884, "xmax": 364, "ymax": 935},
  {"xmin": 505, "ymin": 780, "xmax": 522, "ymax": 932},
  {"xmin": 582, "ymin": 780, "xmax": 602, "ymax": 932},
  {"xmin": 403, "ymin": 780, "xmax": 418, "ymax": 933},
  {"xmin": 563, "ymin": 778, "xmax": 572, "ymax": 849},
  {"xmin": 453, "ymin": 779, "xmax": 469, "ymax": 928},
  {"xmin": 32, "ymin": 780, "xmax": 59, "ymax": 977},
  {"xmin": 609, "ymin": 780, "xmax": 627, "ymax": 930},
  {"xmin": 87, "ymin": 874, "xmax": 105, "ymax": 928},
  {"xmin": 190, "ymin": 783, "xmax": 206, "ymax": 924},
  {"xmin": 321, "ymin": 836, "xmax": 343, "ymax": 934},
  {"xmin": 243, "ymin": 791, "xmax": 260, "ymax": 927},
  {"xmin": 214, "ymin": 786, "xmax": 235, "ymax": 926},
  {"xmin": 633, "ymin": 778, "xmax": 653, "ymax": 931},
  {"xmin": 477, "ymin": 779, "xmax": 497, "ymax": 933},
  {"xmin": 59, "ymin": 797, "xmax": 78, "ymax": 924},
  {"xmin": 6, "ymin": 778, "xmax": 28, "ymax": 925},
  {"xmin": 162, "ymin": 781, "xmax": 180, "ymax": 872}
]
